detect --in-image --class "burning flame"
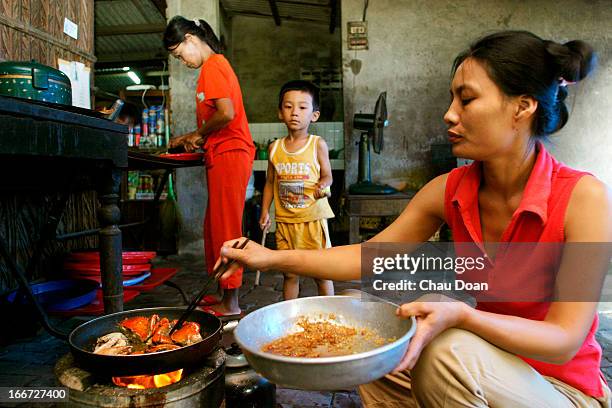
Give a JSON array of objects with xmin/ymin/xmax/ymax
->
[{"xmin": 112, "ymin": 369, "xmax": 183, "ymax": 389}]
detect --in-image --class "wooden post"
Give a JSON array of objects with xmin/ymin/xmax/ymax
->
[{"xmin": 98, "ymin": 168, "xmax": 124, "ymax": 314}]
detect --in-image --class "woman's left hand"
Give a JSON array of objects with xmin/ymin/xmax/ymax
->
[
  {"xmin": 181, "ymin": 131, "xmax": 204, "ymax": 152},
  {"xmin": 393, "ymin": 294, "xmax": 469, "ymax": 372},
  {"xmin": 168, "ymin": 132, "xmax": 203, "ymax": 152},
  {"xmin": 168, "ymin": 134, "xmax": 187, "ymax": 149}
]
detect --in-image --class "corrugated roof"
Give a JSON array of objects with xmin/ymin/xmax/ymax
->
[
  {"xmin": 94, "ymin": 0, "xmax": 166, "ymax": 64},
  {"xmin": 97, "ymin": 33, "xmax": 165, "ymax": 55},
  {"xmin": 95, "ymin": 0, "xmax": 164, "ymax": 27},
  {"xmin": 94, "ymin": 0, "xmax": 337, "ymax": 94},
  {"xmin": 95, "ymin": 0, "xmax": 336, "ymax": 65},
  {"xmin": 220, "ymin": 0, "xmax": 337, "ymax": 25}
]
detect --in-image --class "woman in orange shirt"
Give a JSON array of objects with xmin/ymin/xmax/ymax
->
[{"xmin": 164, "ymin": 16, "xmax": 255, "ymax": 316}]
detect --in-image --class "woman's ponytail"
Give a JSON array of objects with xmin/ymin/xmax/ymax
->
[{"xmin": 164, "ymin": 16, "xmax": 223, "ymax": 53}]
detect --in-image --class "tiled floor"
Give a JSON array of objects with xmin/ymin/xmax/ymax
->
[{"xmin": 2, "ymin": 253, "xmax": 612, "ymax": 407}]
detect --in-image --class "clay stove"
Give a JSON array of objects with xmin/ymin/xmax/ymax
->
[{"xmin": 55, "ymin": 348, "xmax": 225, "ymax": 407}]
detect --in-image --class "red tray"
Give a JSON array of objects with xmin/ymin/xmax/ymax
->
[
  {"xmin": 63, "ymin": 263, "xmax": 151, "ymax": 275},
  {"xmin": 159, "ymin": 152, "xmax": 205, "ymax": 161},
  {"xmin": 48, "ymin": 289, "xmax": 140, "ymax": 316},
  {"xmin": 129, "ymin": 268, "xmax": 179, "ymax": 291}
]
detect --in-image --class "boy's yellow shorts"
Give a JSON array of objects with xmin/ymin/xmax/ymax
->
[{"xmin": 275, "ymin": 219, "xmax": 331, "ymax": 250}]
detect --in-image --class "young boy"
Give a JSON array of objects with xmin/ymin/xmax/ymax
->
[{"xmin": 259, "ymin": 80, "xmax": 335, "ymax": 300}]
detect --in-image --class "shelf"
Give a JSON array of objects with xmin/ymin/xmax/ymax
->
[
  {"xmin": 121, "ymin": 199, "xmax": 167, "ymax": 203},
  {"xmin": 121, "ymin": 90, "xmax": 168, "ymax": 98}
]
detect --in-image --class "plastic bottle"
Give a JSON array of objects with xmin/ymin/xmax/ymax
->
[
  {"xmin": 127, "ymin": 124, "xmax": 134, "ymax": 147},
  {"xmin": 142, "ymin": 108, "xmax": 149, "ymax": 141},
  {"xmin": 157, "ymin": 108, "xmax": 165, "ymax": 146},
  {"xmin": 134, "ymin": 124, "xmax": 141, "ymax": 147}
]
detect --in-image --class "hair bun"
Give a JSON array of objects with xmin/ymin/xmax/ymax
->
[{"xmin": 546, "ymin": 40, "xmax": 597, "ymax": 83}]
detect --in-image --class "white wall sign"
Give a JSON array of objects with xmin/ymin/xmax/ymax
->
[{"xmin": 63, "ymin": 18, "xmax": 78, "ymax": 40}]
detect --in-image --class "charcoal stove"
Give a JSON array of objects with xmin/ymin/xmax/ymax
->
[{"xmin": 54, "ymin": 348, "xmax": 226, "ymax": 407}]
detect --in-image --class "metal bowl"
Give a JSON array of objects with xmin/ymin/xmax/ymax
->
[{"xmin": 234, "ymin": 296, "xmax": 416, "ymax": 390}]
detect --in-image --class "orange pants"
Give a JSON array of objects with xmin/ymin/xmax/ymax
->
[{"xmin": 204, "ymin": 149, "xmax": 253, "ymax": 289}]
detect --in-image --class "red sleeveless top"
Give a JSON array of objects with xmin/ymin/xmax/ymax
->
[{"xmin": 444, "ymin": 142, "xmax": 604, "ymax": 397}]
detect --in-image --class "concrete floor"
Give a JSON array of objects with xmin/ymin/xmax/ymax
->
[
  {"xmin": 1, "ymin": 253, "xmax": 611, "ymax": 407},
  {"xmin": 0, "ymin": 254, "xmax": 363, "ymax": 407}
]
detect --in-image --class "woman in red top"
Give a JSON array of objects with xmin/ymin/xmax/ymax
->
[
  {"xmin": 216, "ymin": 31, "xmax": 612, "ymax": 406},
  {"xmin": 164, "ymin": 16, "xmax": 255, "ymax": 316}
]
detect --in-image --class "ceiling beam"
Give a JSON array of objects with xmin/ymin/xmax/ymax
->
[
  {"xmin": 268, "ymin": 0, "xmax": 281, "ymax": 26},
  {"xmin": 96, "ymin": 23, "xmax": 166, "ymax": 36},
  {"xmin": 329, "ymin": 0, "xmax": 337, "ymax": 33},
  {"xmin": 150, "ymin": 0, "xmax": 167, "ymax": 19},
  {"xmin": 225, "ymin": 10, "xmax": 329, "ymax": 26},
  {"xmin": 277, "ymin": 0, "xmax": 329, "ymax": 8}
]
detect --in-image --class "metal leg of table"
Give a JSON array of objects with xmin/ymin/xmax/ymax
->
[
  {"xmin": 98, "ymin": 168, "xmax": 124, "ymax": 314},
  {"xmin": 349, "ymin": 216, "xmax": 360, "ymax": 244}
]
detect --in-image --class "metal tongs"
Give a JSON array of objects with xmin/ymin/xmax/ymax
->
[{"xmin": 169, "ymin": 238, "xmax": 250, "ymax": 335}]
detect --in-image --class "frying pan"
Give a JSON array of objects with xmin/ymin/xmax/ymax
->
[{"xmin": 69, "ymin": 307, "xmax": 222, "ymax": 376}]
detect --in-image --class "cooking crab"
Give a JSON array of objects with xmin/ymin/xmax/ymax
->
[{"xmin": 93, "ymin": 314, "xmax": 203, "ymax": 355}]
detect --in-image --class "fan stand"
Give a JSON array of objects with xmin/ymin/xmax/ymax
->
[{"xmin": 349, "ymin": 133, "xmax": 397, "ymax": 195}]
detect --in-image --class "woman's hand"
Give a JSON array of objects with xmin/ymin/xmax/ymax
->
[
  {"xmin": 181, "ymin": 131, "xmax": 204, "ymax": 152},
  {"xmin": 215, "ymin": 237, "xmax": 276, "ymax": 280},
  {"xmin": 393, "ymin": 294, "xmax": 469, "ymax": 372},
  {"xmin": 259, "ymin": 212, "xmax": 271, "ymax": 231},
  {"xmin": 168, "ymin": 132, "xmax": 203, "ymax": 152},
  {"xmin": 168, "ymin": 134, "xmax": 187, "ymax": 149}
]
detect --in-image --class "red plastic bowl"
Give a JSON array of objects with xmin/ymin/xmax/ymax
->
[
  {"xmin": 67, "ymin": 251, "xmax": 156, "ymax": 260},
  {"xmin": 63, "ymin": 262, "xmax": 150, "ymax": 276}
]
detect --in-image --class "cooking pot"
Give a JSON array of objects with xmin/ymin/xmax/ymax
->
[{"xmin": 0, "ymin": 60, "xmax": 72, "ymax": 105}]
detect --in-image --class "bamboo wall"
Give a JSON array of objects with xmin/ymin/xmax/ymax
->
[
  {"xmin": 0, "ymin": 191, "xmax": 100, "ymax": 293},
  {"xmin": 0, "ymin": 0, "xmax": 98, "ymax": 293},
  {"xmin": 0, "ymin": 0, "xmax": 95, "ymax": 67}
]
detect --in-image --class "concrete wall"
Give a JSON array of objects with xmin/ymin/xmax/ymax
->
[
  {"xmin": 167, "ymin": 0, "xmax": 219, "ymax": 254},
  {"xmin": 219, "ymin": 5, "xmax": 232, "ymax": 59},
  {"xmin": 341, "ymin": 0, "xmax": 612, "ymax": 188},
  {"xmin": 228, "ymin": 15, "xmax": 343, "ymax": 123}
]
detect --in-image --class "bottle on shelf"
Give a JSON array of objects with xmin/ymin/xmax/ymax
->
[
  {"xmin": 134, "ymin": 124, "xmax": 141, "ymax": 147},
  {"xmin": 141, "ymin": 108, "xmax": 149, "ymax": 147}
]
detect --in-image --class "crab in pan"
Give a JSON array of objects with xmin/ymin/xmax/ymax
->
[
  {"xmin": 169, "ymin": 321, "xmax": 203, "ymax": 346},
  {"xmin": 93, "ymin": 314, "xmax": 204, "ymax": 355},
  {"xmin": 93, "ymin": 332, "xmax": 132, "ymax": 355}
]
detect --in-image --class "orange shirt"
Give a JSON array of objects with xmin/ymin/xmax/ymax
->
[
  {"xmin": 196, "ymin": 54, "xmax": 255, "ymax": 159},
  {"xmin": 444, "ymin": 142, "xmax": 604, "ymax": 397}
]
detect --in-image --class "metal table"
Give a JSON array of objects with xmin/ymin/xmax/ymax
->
[
  {"xmin": 345, "ymin": 191, "xmax": 416, "ymax": 243},
  {"xmin": 0, "ymin": 95, "xmax": 127, "ymax": 323}
]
